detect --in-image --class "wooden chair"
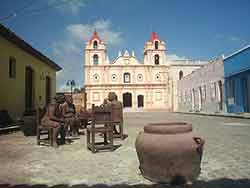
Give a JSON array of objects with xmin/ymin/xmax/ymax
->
[
  {"xmin": 111, "ymin": 102, "xmax": 125, "ymax": 139},
  {"xmin": 86, "ymin": 104, "xmax": 114, "ymax": 153},
  {"xmin": 36, "ymin": 107, "xmax": 53, "ymax": 146},
  {"xmin": 78, "ymin": 110, "xmax": 91, "ymax": 129}
]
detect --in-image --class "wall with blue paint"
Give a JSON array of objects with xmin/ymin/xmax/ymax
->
[
  {"xmin": 224, "ymin": 47, "xmax": 250, "ymax": 113},
  {"xmin": 225, "ymin": 71, "xmax": 250, "ymax": 113}
]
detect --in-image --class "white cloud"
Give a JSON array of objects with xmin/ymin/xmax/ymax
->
[
  {"xmin": 48, "ymin": 0, "xmax": 87, "ymax": 14},
  {"xmin": 52, "ymin": 19, "xmax": 123, "ymax": 91},
  {"xmin": 229, "ymin": 36, "xmax": 240, "ymax": 42},
  {"xmin": 167, "ymin": 54, "xmax": 186, "ymax": 61},
  {"xmin": 215, "ymin": 34, "xmax": 242, "ymax": 43},
  {"xmin": 66, "ymin": 20, "xmax": 123, "ymax": 46}
]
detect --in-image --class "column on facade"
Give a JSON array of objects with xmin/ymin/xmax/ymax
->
[
  {"xmin": 146, "ymin": 66, "xmax": 151, "ymax": 84},
  {"xmin": 133, "ymin": 88, "xmax": 137, "ymax": 109},
  {"xmin": 117, "ymin": 87, "xmax": 122, "ymax": 103},
  {"xmin": 87, "ymin": 67, "xmax": 91, "ymax": 108},
  {"xmin": 132, "ymin": 67, "xmax": 136, "ymax": 84},
  {"xmin": 87, "ymin": 66, "xmax": 91, "ymax": 85},
  {"xmin": 120, "ymin": 66, "xmax": 123, "ymax": 84},
  {"xmin": 105, "ymin": 66, "xmax": 109, "ymax": 84},
  {"xmin": 145, "ymin": 85, "xmax": 149, "ymax": 109}
]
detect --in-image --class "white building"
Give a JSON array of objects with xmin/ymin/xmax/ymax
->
[
  {"xmin": 84, "ymin": 31, "xmax": 206, "ymax": 111},
  {"xmin": 178, "ymin": 57, "xmax": 224, "ymax": 112}
]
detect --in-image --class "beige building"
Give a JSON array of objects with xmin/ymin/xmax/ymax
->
[{"xmin": 84, "ymin": 31, "xmax": 206, "ymax": 111}]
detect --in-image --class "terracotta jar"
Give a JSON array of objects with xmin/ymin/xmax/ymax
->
[{"xmin": 135, "ymin": 122, "xmax": 205, "ymax": 185}]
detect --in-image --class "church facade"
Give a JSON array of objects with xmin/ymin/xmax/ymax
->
[{"xmin": 84, "ymin": 31, "xmax": 206, "ymax": 111}]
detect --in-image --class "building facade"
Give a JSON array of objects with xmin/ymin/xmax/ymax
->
[
  {"xmin": 224, "ymin": 45, "xmax": 250, "ymax": 113},
  {"xmin": 84, "ymin": 31, "xmax": 205, "ymax": 111},
  {"xmin": 0, "ymin": 24, "xmax": 62, "ymax": 120},
  {"xmin": 56, "ymin": 90, "xmax": 86, "ymax": 113},
  {"xmin": 177, "ymin": 58, "xmax": 225, "ymax": 112}
]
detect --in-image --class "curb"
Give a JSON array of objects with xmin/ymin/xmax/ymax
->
[
  {"xmin": 0, "ymin": 125, "xmax": 21, "ymax": 135},
  {"xmin": 174, "ymin": 112, "xmax": 250, "ymax": 119}
]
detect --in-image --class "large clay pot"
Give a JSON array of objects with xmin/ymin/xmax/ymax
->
[{"xmin": 135, "ymin": 122, "xmax": 205, "ymax": 185}]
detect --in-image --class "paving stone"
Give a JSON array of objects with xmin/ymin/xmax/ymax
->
[{"xmin": 0, "ymin": 112, "xmax": 250, "ymax": 187}]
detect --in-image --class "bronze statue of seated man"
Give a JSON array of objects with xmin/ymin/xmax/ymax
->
[
  {"xmin": 60, "ymin": 95, "xmax": 80, "ymax": 137},
  {"xmin": 41, "ymin": 96, "xmax": 65, "ymax": 147},
  {"xmin": 102, "ymin": 92, "xmax": 123, "ymax": 135}
]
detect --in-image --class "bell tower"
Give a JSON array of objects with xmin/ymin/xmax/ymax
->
[
  {"xmin": 143, "ymin": 32, "xmax": 167, "ymax": 65},
  {"xmin": 84, "ymin": 31, "xmax": 108, "ymax": 66}
]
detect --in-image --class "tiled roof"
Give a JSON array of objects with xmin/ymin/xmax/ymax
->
[
  {"xmin": 150, "ymin": 32, "xmax": 161, "ymax": 42},
  {"xmin": 89, "ymin": 31, "xmax": 103, "ymax": 43}
]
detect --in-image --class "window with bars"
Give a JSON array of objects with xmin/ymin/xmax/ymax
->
[
  {"xmin": 124, "ymin": 72, "xmax": 131, "ymax": 83},
  {"xmin": 93, "ymin": 54, "xmax": 99, "ymax": 65},
  {"xmin": 154, "ymin": 54, "xmax": 159, "ymax": 65},
  {"xmin": 9, "ymin": 57, "xmax": 16, "ymax": 79}
]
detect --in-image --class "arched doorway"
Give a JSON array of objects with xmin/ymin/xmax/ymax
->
[
  {"xmin": 218, "ymin": 80, "xmax": 223, "ymax": 111},
  {"xmin": 191, "ymin": 89, "xmax": 195, "ymax": 111},
  {"xmin": 138, "ymin": 95, "xmax": 144, "ymax": 108},
  {"xmin": 198, "ymin": 87, "xmax": 202, "ymax": 111},
  {"xmin": 123, "ymin": 92, "xmax": 132, "ymax": 107},
  {"xmin": 179, "ymin": 70, "xmax": 183, "ymax": 80},
  {"xmin": 25, "ymin": 67, "xmax": 34, "ymax": 110}
]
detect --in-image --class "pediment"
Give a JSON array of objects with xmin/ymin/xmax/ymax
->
[{"xmin": 111, "ymin": 56, "xmax": 141, "ymax": 65}]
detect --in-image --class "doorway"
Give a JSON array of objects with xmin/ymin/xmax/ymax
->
[
  {"xmin": 241, "ymin": 77, "xmax": 250, "ymax": 112},
  {"xmin": 45, "ymin": 76, "xmax": 51, "ymax": 105},
  {"xmin": 198, "ymin": 87, "xmax": 202, "ymax": 111},
  {"xmin": 25, "ymin": 67, "xmax": 34, "ymax": 110},
  {"xmin": 191, "ymin": 89, "xmax": 195, "ymax": 111},
  {"xmin": 218, "ymin": 80, "xmax": 223, "ymax": 111},
  {"xmin": 137, "ymin": 95, "xmax": 144, "ymax": 108},
  {"xmin": 123, "ymin": 92, "xmax": 132, "ymax": 107}
]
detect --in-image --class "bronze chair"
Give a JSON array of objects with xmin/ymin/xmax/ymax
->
[
  {"xmin": 111, "ymin": 102, "xmax": 125, "ymax": 139},
  {"xmin": 36, "ymin": 107, "xmax": 53, "ymax": 146},
  {"xmin": 86, "ymin": 104, "xmax": 114, "ymax": 153}
]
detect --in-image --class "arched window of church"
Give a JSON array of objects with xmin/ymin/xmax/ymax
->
[
  {"xmin": 155, "ymin": 41, "xmax": 159, "ymax": 50},
  {"xmin": 154, "ymin": 54, "xmax": 159, "ymax": 65},
  {"xmin": 124, "ymin": 72, "xmax": 131, "ymax": 83},
  {"xmin": 179, "ymin": 70, "xmax": 183, "ymax": 80},
  {"xmin": 93, "ymin": 54, "xmax": 99, "ymax": 65},
  {"xmin": 93, "ymin": 41, "xmax": 98, "ymax": 49}
]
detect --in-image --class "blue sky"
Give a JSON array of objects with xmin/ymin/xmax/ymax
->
[{"xmin": 1, "ymin": 0, "xmax": 250, "ymax": 91}]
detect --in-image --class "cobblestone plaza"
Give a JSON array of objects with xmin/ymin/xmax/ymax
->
[{"xmin": 0, "ymin": 112, "xmax": 250, "ymax": 188}]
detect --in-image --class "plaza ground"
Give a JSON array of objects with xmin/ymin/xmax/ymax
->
[{"xmin": 0, "ymin": 112, "xmax": 250, "ymax": 188}]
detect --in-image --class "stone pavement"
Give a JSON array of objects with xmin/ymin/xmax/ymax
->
[{"xmin": 0, "ymin": 112, "xmax": 250, "ymax": 188}]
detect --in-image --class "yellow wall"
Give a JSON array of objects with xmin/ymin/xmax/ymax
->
[{"xmin": 0, "ymin": 36, "xmax": 58, "ymax": 120}]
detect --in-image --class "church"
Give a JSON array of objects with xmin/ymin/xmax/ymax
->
[{"xmin": 84, "ymin": 31, "xmax": 206, "ymax": 111}]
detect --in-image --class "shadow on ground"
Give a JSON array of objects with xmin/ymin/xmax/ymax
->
[{"xmin": 1, "ymin": 178, "xmax": 250, "ymax": 188}]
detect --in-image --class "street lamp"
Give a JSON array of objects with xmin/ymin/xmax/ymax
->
[{"xmin": 66, "ymin": 80, "xmax": 76, "ymax": 96}]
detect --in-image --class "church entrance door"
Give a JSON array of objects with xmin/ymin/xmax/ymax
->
[
  {"xmin": 123, "ymin": 92, "xmax": 132, "ymax": 107},
  {"xmin": 138, "ymin": 95, "xmax": 144, "ymax": 107}
]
